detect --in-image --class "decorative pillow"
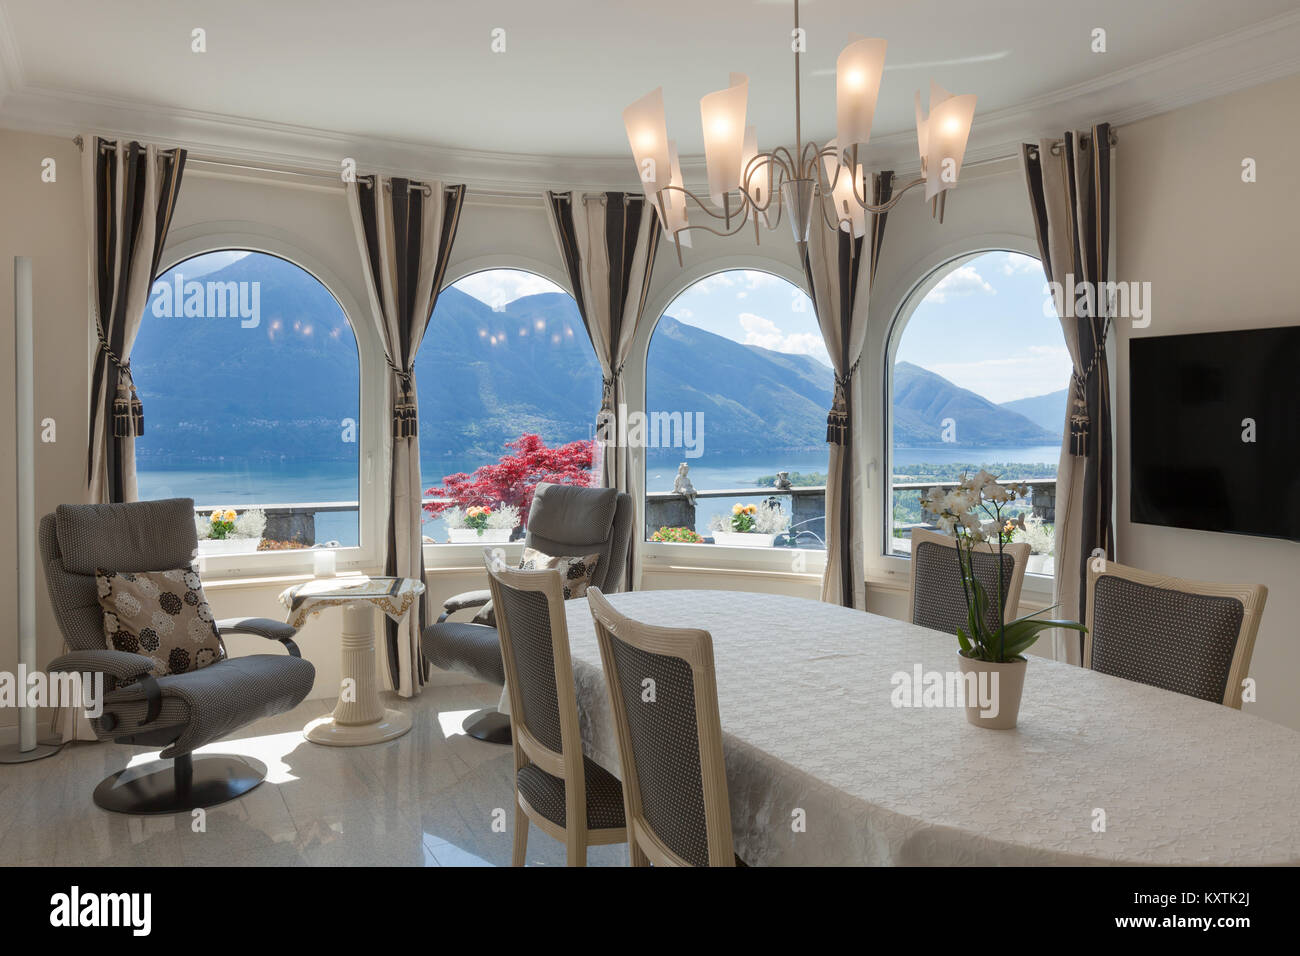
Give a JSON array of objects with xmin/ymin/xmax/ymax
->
[
  {"xmin": 518, "ymin": 548, "xmax": 601, "ymax": 600},
  {"xmin": 96, "ymin": 567, "xmax": 224, "ymax": 677}
]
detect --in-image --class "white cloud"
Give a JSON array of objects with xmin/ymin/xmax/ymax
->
[
  {"xmin": 923, "ymin": 346, "xmax": 1073, "ymax": 403},
  {"xmin": 691, "ymin": 272, "xmax": 737, "ymax": 294},
  {"xmin": 739, "ymin": 313, "xmax": 830, "ymax": 365},
  {"xmin": 452, "ymin": 269, "xmax": 566, "ymax": 311},
  {"xmin": 998, "ymin": 252, "xmax": 1041, "ymax": 276},
  {"xmin": 928, "ymin": 264, "xmax": 995, "ymax": 303}
]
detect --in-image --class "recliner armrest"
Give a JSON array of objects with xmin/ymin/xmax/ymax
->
[
  {"xmin": 438, "ymin": 589, "xmax": 492, "ymax": 623},
  {"xmin": 49, "ymin": 648, "xmax": 156, "ymax": 682},
  {"xmin": 217, "ymin": 618, "xmax": 302, "ymax": 658}
]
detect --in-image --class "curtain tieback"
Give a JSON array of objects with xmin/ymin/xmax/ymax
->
[
  {"xmin": 1068, "ymin": 317, "xmax": 1111, "ymax": 457},
  {"xmin": 388, "ymin": 362, "xmax": 418, "ymax": 440},
  {"xmin": 95, "ymin": 317, "xmax": 144, "ymax": 438},
  {"xmin": 825, "ymin": 360, "xmax": 860, "ymax": 448},
  {"xmin": 600, "ymin": 363, "xmax": 625, "ymax": 413}
]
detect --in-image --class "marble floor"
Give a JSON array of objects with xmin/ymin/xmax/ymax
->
[{"xmin": 0, "ymin": 682, "xmax": 628, "ymax": 867}]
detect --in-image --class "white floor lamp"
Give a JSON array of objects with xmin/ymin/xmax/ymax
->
[{"xmin": 1, "ymin": 256, "xmax": 60, "ymax": 763}]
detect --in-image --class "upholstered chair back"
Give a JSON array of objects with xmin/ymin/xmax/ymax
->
[
  {"xmin": 587, "ymin": 587, "xmax": 735, "ymax": 867},
  {"xmin": 524, "ymin": 483, "xmax": 633, "ymax": 593},
  {"xmin": 907, "ymin": 528, "xmax": 1030, "ymax": 637},
  {"xmin": 40, "ymin": 498, "xmax": 200, "ymax": 652},
  {"xmin": 1085, "ymin": 561, "xmax": 1267, "ymax": 708}
]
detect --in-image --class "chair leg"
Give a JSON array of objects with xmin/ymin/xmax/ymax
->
[
  {"xmin": 565, "ymin": 829, "xmax": 587, "ymax": 867},
  {"xmin": 512, "ymin": 799, "xmax": 529, "ymax": 867},
  {"xmin": 630, "ymin": 842, "xmax": 650, "ymax": 867}
]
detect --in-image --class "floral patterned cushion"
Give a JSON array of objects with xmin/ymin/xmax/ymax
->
[
  {"xmin": 518, "ymin": 548, "xmax": 601, "ymax": 600},
  {"xmin": 95, "ymin": 567, "xmax": 224, "ymax": 677}
]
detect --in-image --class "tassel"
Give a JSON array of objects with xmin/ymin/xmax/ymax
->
[
  {"xmin": 392, "ymin": 382, "xmax": 418, "ymax": 440},
  {"xmin": 825, "ymin": 379, "xmax": 851, "ymax": 447},
  {"xmin": 112, "ymin": 383, "xmax": 144, "ymax": 438},
  {"xmin": 1068, "ymin": 383, "xmax": 1089, "ymax": 457}
]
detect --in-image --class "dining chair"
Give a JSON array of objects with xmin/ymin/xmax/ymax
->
[
  {"xmin": 1085, "ymin": 560, "xmax": 1266, "ymax": 708},
  {"xmin": 907, "ymin": 527, "xmax": 1030, "ymax": 636},
  {"xmin": 586, "ymin": 587, "xmax": 736, "ymax": 867},
  {"xmin": 483, "ymin": 551, "xmax": 627, "ymax": 866}
]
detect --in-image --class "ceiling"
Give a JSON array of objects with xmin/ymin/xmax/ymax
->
[{"xmin": 3, "ymin": 0, "xmax": 1300, "ymax": 186}]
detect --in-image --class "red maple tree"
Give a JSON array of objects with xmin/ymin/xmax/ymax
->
[{"xmin": 423, "ymin": 433, "xmax": 596, "ymax": 528}]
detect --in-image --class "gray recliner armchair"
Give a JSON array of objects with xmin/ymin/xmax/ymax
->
[
  {"xmin": 41, "ymin": 498, "xmax": 316, "ymax": 814},
  {"xmin": 421, "ymin": 482, "xmax": 633, "ymax": 743}
]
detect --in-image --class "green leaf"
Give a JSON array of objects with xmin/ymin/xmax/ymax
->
[
  {"xmin": 955, "ymin": 626, "xmax": 972, "ymax": 654},
  {"xmin": 994, "ymin": 619, "xmax": 1087, "ymax": 660}
]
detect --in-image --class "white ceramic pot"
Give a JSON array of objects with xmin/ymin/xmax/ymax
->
[
  {"xmin": 198, "ymin": 537, "xmax": 260, "ymax": 555},
  {"xmin": 957, "ymin": 652, "xmax": 1027, "ymax": 730},
  {"xmin": 447, "ymin": 528, "xmax": 513, "ymax": 544},
  {"xmin": 712, "ymin": 531, "xmax": 778, "ymax": 548}
]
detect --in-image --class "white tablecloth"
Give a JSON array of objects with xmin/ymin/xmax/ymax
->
[{"xmin": 563, "ymin": 590, "xmax": 1300, "ymax": 866}]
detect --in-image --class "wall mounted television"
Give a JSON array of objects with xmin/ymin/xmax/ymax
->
[{"xmin": 1129, "ymin": 326, "xmax": 1300, "ymax": 542}]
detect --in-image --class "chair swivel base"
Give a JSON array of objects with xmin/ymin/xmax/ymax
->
[
  {"xmin": 463, "ymin": 707, "xmax": 511, "ymax": 744},
  {"xmin": 93, "ymin": 753, "xmax": 268, "ymax": 814}
]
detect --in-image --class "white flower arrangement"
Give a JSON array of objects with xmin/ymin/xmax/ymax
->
[
  {"xmin": 194, "ymin": 507, "xmax": 267, "ymax": 541},
  {"xmin": 1013, "ymin": 514, "xmax": 1055, "ymax": 556},
  {"xmin": 442, "ymin": 504, "xmax": 521, "ymax": 533},
  {"xmin": 709, "ymin": 499, "xmax": 791, "ymax": 535}
]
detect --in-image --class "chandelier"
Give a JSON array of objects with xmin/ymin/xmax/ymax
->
[{"xmin": 622, "ymin": 0, "xmax": 977, "ymax": 263}]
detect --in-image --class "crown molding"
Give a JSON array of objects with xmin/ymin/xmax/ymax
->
[{"xmin": 2, "ymin": 9, "xmax": 1299, "ymax": 193}]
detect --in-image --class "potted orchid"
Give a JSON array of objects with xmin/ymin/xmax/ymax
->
[
  {"xmin": 445, "ymin": 503, "xmax": 519, "ymax": 543},
  {"xmin": 710, "ymin": 499, "xmax": 790, "ymax": 547},
  {"xmin": 195, "ymin": 507, "xmax": 266, "ymax": 555},
  {"xmin": 921, "ymin": 471, "xmax": 1085, "ymax": 729}
]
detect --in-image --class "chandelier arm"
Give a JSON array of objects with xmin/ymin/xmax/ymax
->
[
  {"xmin": 850, "ymin": 174, "xmax": 926, "ymax": 213},
  {"xmin": 674, "ymin": 213, "xmax": 761, "ymax": 240},
  {"xmin": 660, "ymin": 184, "xmax": 754, "ymax": 223}
]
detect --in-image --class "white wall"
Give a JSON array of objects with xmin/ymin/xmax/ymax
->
[{"xmin": 1115, "ymin": 72, "xmax": 1300, "ymax": 730}]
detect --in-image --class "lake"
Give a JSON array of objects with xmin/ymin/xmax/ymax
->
[{"xmin": 137, "ymin": 444, "xmax": 1061, "ymax": 547}]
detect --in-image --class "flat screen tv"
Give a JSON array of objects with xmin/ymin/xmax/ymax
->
[{"xmin": 1130, "ymin": 326, "xmax": 1300, "ymax": 542}]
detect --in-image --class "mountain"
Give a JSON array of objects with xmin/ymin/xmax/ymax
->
[
  {"xmin": 998, "ymin": 388, "xmax": 1067, "ymax": 437},
  {"xmin": 131, "ymin": 255, "xmax": 1059, "ymax": 467},
  {"xmin": 892, "ymin": 361, "xmax": 1059, "ymax": 446}
]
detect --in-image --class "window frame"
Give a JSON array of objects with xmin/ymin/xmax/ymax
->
[
  {"xmin": 636, "ymin": 260, "xmax": 829, "ymax": 579},
  {"xmin": 148, "ymin": 229, "xmax": 385, "ymax": 579},
  {"xmin": 873, "ymin": 239, "xmax": 1058, "ymax": 596}
]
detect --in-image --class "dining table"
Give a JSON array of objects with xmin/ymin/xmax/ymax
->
[{"xmin": 561, "ymin": 589, "xmax": 1300, "ymax": 866}]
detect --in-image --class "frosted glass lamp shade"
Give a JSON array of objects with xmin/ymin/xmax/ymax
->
[
  {"xmin": 700, "ymin": 72, "xmax": 748, "ymax": 205},
  {"xmin": 924, "ymin": 81, "xmax": 976, "ymax": 201},
  {"xmin": 836, "ymin": 36, "xmax": 887, "ymax": 149},
  {"xmin": 623, "ymin": 87, "xmax": 671, "ymax": 193}
]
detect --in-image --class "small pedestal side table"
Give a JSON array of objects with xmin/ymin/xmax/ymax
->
[{"xmin": 278, "ymin": 575, "xmax": 425, "ymax": 747}]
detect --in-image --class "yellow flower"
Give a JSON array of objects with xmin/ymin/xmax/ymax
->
[
  {"xmin": 744, "ymin": 504, "xmax": 757, "ymax": 515},
  {"xmin": 210, "ymin": 512, "xmax": 221, "ymax": 524},
  {"xmin": 223, "ymin": 509, "xmax": 237, "ymax": 522},
  {"xmin": 732, "ymin": 504, "xmax": 743, "ymax": 515}
]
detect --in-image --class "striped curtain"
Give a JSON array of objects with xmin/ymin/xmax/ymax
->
[
  {"xmin": 801, "ymin": 172, "xmax": 893, "ymax": 610},
  {"xmin": 544, "ymin": 191, "xmax": 661, "ymax": 588},
  {"xmin": 1020, "ymin": 124, "xmax": 1116, "ymax": 663},
  {"xmin": 348, "ymin": 176, "xmax": 466, "ymax": 696},
  {"xmin": 84, "ymin": 138, "xmax": 187, "ymax": 505}
]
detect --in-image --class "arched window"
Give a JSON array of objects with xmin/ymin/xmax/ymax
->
[
  {"xmin": 416, "ymin": 268, "xmax": 602, "ymax": 544},
  {"xmin": 644, "ymin": 269, "xmax": 828, "ymax": 549},
  {"xmin": 134, "ymin": 250, "xmax": 361, "ymax": 551},
  {"xmin": 886, "ymin": 250, "xmax": 1068, "ymax": 573}
]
